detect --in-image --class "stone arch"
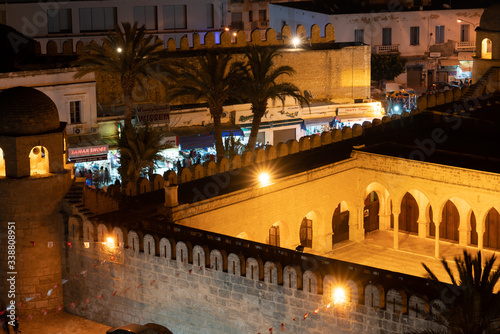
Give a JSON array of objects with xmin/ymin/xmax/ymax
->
[
  {"xmin": 481, "ymin": 38, "xmax": 492, "ymax": 59},
  {"xmin": 303, "ymin": 270, "xmax": 322, "ymax": 294},
  {"xmin": 483, "ymin": 207, "xmax": 500, "ymax": 249},
  {"xmin": 364, "ymin": 284, "xmax": 385, "ymax": 310},
  {"xmin": 363, "ymin": 181, "xmax": 392, "ymax": 233},
  {"xmin": 137, "ymin": 177, "xmax": 151, "ymax": 194},
  {"xmin": 47, "ymin": 40, "xmax": 58, "ymax": 54},
  {"xmin": 283, "ymin": 265, "xmax": 302, "ymax": 290},
  {"xmin": 345, "ymin": 279, "xmax": 363, "ymax": 305},
  {"xmin": 217, "ymin": 157, "xmax": 230, "ymax": 172},
  {"xmin": 398, "ymin": 192, "xmax": 419, "ymax": 234},
  {"xmin": 300, "ymin": 210, "xmax": 326, "ymax": 251},
  {"xmin": 29, "ymin": 146, "xmax": 49, "ymax": 175},
  {"xmin": 386, "ymin": 288, "xmax": 407, "ymax": 316},
  {"xmin": 112, "ymin": 226, "xmax": 126, "ymax": 248},
  {"xmin": 83, "ymin": 220, "xmax": 96, "ymax": 243},
  {"xmin": 97, "ymin": 224, "xmax": 109, "ymax": 242},
  {"xmin": 192, "ymin": 164, "xmax": 204, "ymax": 180},
  {"xmin": 62, "ymin": 40, "xmax": 73, "ymax": 54},
  {"xmin": 150, "ymin": 174, "xmax": 164, "ymax": 190},
  {"xmin": 408, "ymin": 295, "xmax": 429, "ymax": 318},
  {"xmin": 68, "ymin": 216, "xmax": 83, "ymax": 241},
  {"xmin": 176, "ymin": 241, "xmax": 193, "ymax": 264},
  {"xmin": 246, "ymin": 257, "xmax": 263, "ymax": 280},
  {"xmin": 210, "ymin": 249, "xmax": 227, "ymax": 271},
  {"xmin": 430, "ymin": 299, "xmax": 446, "ymax": 321},
  {"xmin": 179, "ymin": 167, "xmax": 192, "ymax": 183},
  {"xmin": 287, "ymin": 139, "xmax": 299, "ymax": 154},
  {"xmin": 128, "ymin": 230, "xmax": 140, "ymax": 254},
  {"xmin": 332, "ymin": 200, "xmax": 351, "ymax": 245},
  {"xmin": 276, "ymin": 142, "xmax": 288, "ymax": 157},
  {"xmin": 164, "ymin": 170, "xmax": 177, "ymax": 185},
  {"xmin": 159, "ymin": 237, "xmax": 175, "ymax": 259},
  {"xmin": 429, "ymin": 199, "xmax": 460, "ymax": 242},
  {"xmin": 263, "ymin": 261, "xmax": 282, "ymax": 285},
  {"xmin": 143, "ymin": 234, "xmax": 157, "ymax": 256},
  {"xmin": 228, "ymin": 253, "xmax": 245, "ymax": 275},
  {"xmin": 75, "ymin": 41, "xmax": 85, "ymax": 54},
  {"xmin": 204, "ymin": 160, "xmax": 217, "ymax": 176},
  {"xmin": 192, "ymin": 245, "xmax": 210, "ymax": 267}
]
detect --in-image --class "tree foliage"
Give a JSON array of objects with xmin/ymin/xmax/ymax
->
[
  {"xmin": 236, "ymin": 46, "xmax": 309, "ymax": 150},
  {"xmin": 72, "ymin": 22, "xmax": 169, "ymax": 127},
  {"xmin": 412, "ymin": 251, "xmax": 500, "ymax": 334},
  {"xmin": 118, "ymin": 123, "xmax": 168, "ymax": 182},
  {"xmin": 371, "ymin": 53, "xmax": 407, "ymax": 83},
  {"xmin": 166, "ymin": 51, "xmax": 242, "ymax": 160}
]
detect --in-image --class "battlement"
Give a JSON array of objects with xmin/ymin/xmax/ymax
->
[
  {"xmin": 65, "ymin": 211, "xmax": 445, "ymax": 332},
  {"xmin": 39, "ymin": 24, "xmax": 335, "ymax": 56}
]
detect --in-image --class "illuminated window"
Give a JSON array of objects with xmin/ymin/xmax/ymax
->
[
  {"xmin": 482, "ymin": 38, "xmax": 492, "ymax": 59},
  {"xmin": 30, "ymin": 146, "xmax": 49, "ymax": 176},
  {"xmin": 300, "ymin": 218, "xmax": 312, "ymax": 248},
  {"xmin": 0, "ymin": 147, "xmax": 5, "ymax": 176},
  {"xmin": 269, "ymin": 226, "xmax": 280, "ymax": 247}
]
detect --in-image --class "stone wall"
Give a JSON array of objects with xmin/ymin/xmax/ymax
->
[{"xmin": 63, "ymin": 217, "xmax": 444, "ymax": 334}]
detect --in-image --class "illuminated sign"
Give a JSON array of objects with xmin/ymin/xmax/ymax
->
[
  {"xmin": 68, "ymin": 145, "xmax": 109, "ymax": 158},
  {"xmin": 337, "ymin": 106, "xmax": 372, "ymax": 116},
  {"xmin": 135, "ymin": 105, "xmax": 170, "ymax": 124}
]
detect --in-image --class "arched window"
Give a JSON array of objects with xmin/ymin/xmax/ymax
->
[
  {"xmin": 482, "ymin": 38, "xmax": 492, "ymax": 59},
  {"xmin": 0, "ymin": 147, "xmax": 5, "ymax": 176},
  {"xmin": 300, "ymin": 217, "xmax": 312, "ymax": 247},
  {"xmin": 269, "ymin": 225, "xmax": 280, "ymax": 247},
  {"xmin": 29, "ymin": 146, "xmax": 49, "ymax": 175}
]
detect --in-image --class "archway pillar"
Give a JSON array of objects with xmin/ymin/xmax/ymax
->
[
  {"xmin": 417, "ymin": 219, "xmax": 427, "ymax": 238},
  {"xmin": 392, "ymin": 209, "xmax": 400, "ymax": 250},
  {"xmin": 350, "ymin": 206, "xmax": 365, "ymax": 242},
  {"xmin": 434, "ymin": 221, "xmax": 441, "ymax": 258},
  {"xmin": 458, "ymin": 214, "xmax": 469, "ymax": 247},
  {"xmin": 477, "ymin": 216, "xmax": 484, "ymax": 251},
  {"xmin": 379, "ymin": 214, "xmax": 392, "ymax": 231}
]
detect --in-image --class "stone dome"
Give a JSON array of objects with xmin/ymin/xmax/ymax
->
[
  {"xmin": 0, "ymin": 86, "xmax": 60, "ymax": 136},
  {"xmin": 479, "ymin": 3, "xmax": 500, "ymax": 32}
]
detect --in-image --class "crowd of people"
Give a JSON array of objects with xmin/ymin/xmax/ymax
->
[{"xmin": 74, "ymin": 166, "xmax": 112, "ymax": 188}]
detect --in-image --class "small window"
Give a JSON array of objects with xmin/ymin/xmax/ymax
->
[
  {"xmin": 79, "ymin": 7, "xmax": 116, "ymax": 32},
  {"xmin": 410, "ymin": 26, "xmax": 419, "ymax": 45},
  {"xmin": 460, "ymin": 24, "xmax": 470, "ymax": 42},
  {"xmin": 382, "ymin": 28, "xmax": 392, "ymax": 45},
  {"xmin": 248, "ymin": 10, "xmax": 253, "ymax": 23},
  {"xmin": 259, "ymin": 9, "xmax": 266, "ymax": 22},
  {"xmin": 354, "ymin": 29, "xmax": 364, "ymax": 43},
  {"xmin": 70, "ymin": 101, "xmax": 81, "ymax": 123},
  {"xmin": 300, "ymin": 218, "xmax": 312, "ymax": 248},
  {"xmin": 133, "ymin": 6, "xmax": 158, "ymax": 30},
  {"xmin": 231, "ymin": 12, "xmax": 243, "ymax": 30},
  {"xmin": 0, "ymin": 11, "xmax": 5, "ymax": 25},
  {"xmin": 48, "ymin": 9, "xmax": 72, "ymax": 33},
  {"xmin": 435, "ymin": 25, "xmax": 445, "ymax": 44},
  {"xmin": 206, "ymin": 4, "xmax": 214, "ymax": 28},
  {"xmin": 163, "ymin": 5, "xmax": 187, "ymax": 29},
  {"xmin": 269, "ymin": 226, "xmax": 280, "ymax": 247}
]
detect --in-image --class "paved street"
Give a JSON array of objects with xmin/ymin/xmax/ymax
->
[{"xmin": 12, "ymin": 311, "xmax": 110, "ymax": 334}]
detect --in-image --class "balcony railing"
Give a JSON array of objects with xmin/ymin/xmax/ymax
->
[
  {"xmin": 455, "ymin": 41, "xmax": 475, "ymax": 52},
  {"xmin": 375, "ymin": 44, "xmax": 400, "ymax": 54},
  {"xmin": 251, "ymin": 20, "xmax": 268, "ymax": 29}
]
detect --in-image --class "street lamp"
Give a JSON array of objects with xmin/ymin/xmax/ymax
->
[{"xmin": 457, "ymin": 18, "xmax": 477, "ymax": 29}]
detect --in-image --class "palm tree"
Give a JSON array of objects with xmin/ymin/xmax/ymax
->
[
  {"xmin": 238, "ymin": 46, "xmax": 310, "ymax": 150},
  {"xmin": 72, "ymin": 22, "xmax": 169, "ymax": 127},
  {"xmin": 118, "ymin": 123, "xmax": 168, "ymax": 182},
  {"xmin": 167, "ymin": 51, "xmax": 241, "ymax": 160},
  {"xmin": 413, "ymin": 250, "xmax": 500, "ymax": 334}
]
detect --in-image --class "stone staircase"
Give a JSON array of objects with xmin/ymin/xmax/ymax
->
[
  {"xmin": 460, "ymin": 66, "xmax": 500, "ymax": 101},
  {"xmin": 64, "ymin": 181, "xmax": 84, "ymax": 205}
]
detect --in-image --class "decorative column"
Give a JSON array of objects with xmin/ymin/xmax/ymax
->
[
  {"xmin": 417, "ymin": 219, "xmax": 427, "ymax": 238},
  {"xmin": 350, "ymin": 205, "xmax": 365, "ymax": 242},
  {"xmin": 477, "ymin": 214, "xmax": 484, "ymax": 251},
  {"xmin": 392, "ymin": 209, "xmax": 400, "ymax": 250},
  {"xmin": 434, "ymin": 221, "xmax": 440, "ymax": 258},
  {"xmin": 458, "ymin": 215, "xmax": 468, "ymax": 247}
]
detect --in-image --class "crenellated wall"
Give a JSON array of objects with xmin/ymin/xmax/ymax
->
[{"xmin": 63, "ymin": 215, "xmax": 445, "ymax": 333}]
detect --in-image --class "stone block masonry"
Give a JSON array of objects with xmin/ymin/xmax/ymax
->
[{"xmin": 62, "ymin": 219, "xmax": 444, "ymax": 334}]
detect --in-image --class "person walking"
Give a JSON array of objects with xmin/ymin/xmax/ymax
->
[
  {"xmin": 104, "ymin": 167, "xmax": 111, "ymax": 185},
  {"xmin": 0, "ymin": 308, "xmax": 9, "ymax": 334}
]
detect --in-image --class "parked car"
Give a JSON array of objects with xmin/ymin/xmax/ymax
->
[
  {"xmin": 427, "ymin": 81, "xmax": 460, "ymax": 93},
  {"xmin": 106, "ymin": 324, "xmax": 158, "ymax": 334}
]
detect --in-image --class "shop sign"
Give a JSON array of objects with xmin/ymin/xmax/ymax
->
[
  {"xmin": 163, "ymin": 136, "xmax": 179, "ymax": 147},
  {"xmin": 68, "ymin": 144, "xmax": 109, "ymax": 158},
  {"xmin": 337, "ymin": 106, "xmax": 372, "ymax": 116},
  {"xmin": 429, "ymin": 52, "xmax": 441, "ymax": 58},
  {"xmin": 135, "ymin": 105, "xmax": 170, "ymax": 124}
]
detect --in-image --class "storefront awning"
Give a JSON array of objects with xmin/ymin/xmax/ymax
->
[
  {"xmin": 303, "ymin": 116, "xmax": 340, "ymax": 126},
  {"xmin": 439, "ymin": 59, "xmax": 460, "ymax": 67},
  {"xmin": 220, "ymin": 123, "xmax": 244, "ymax": 137},
  {"xmin": 241, "ymin": 118, "xmax": 303, "ymax": 130},
  {"xmin": 67, "ymin": 134, "xmax": 112, "ymax": 163},
  {"xmin": 172, "ymin": 126, "xmax": 215, "ymax": 151}
]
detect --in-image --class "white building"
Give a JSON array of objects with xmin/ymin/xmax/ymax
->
[
  {"xmin": 269, "ymin": 2, "xmax": 483, "ymax": 88},
  {"xmin": 0, "ymin": 0, "xmax": 229, "ymax": 53}
]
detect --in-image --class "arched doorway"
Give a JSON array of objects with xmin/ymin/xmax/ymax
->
[
  {"xmin": 399, "ymin": 192, "xmax": 419, "ymax": 234},
  {"xmin": 332, "ymin": 202, "xmax": 349, "ymax": 246},
  {"xmin": 269, "ymin": 224, "xmax": 280, "ymax": 247},
  {"xmin": 300, "ymin": 217, "xmax": 313, "ymax": 248},
  {"xmin": 470, "ymin": 211, "xmax": 478, "ymax": 246},
  {"xmin": 484, "ymin": 208, "xmax": 500, "ymax": 249},
  {"xmin": 29, "ymin": 146, "xmax": 49, "ymax": 175},
  {"xmin": 364, "ymin": 191, "xmax": 379, "ymax": 233},
  {"xmin": 429, "ymin": 200, "xmax": 459, "ymax": 241},
  {"xmin": 482, "ymin": 38, "xmax": 492, "ymax": 59}
]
